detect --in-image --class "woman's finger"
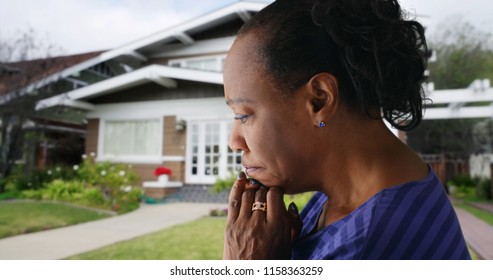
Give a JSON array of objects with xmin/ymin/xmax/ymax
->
[
  {"xmin": 238, "ymin": 179, "xmax": 258, "ymax": 219},
  {"xmin": 288, "ymin": 202, "xmax": 303, "ymax": 241},
  {"xmin": 251, "ymin": 186, "xmax": 268, "ymax": 219},
  {"xmin": 227, "ymin": 172, "xmax": 247, "ymax": 224},
  {"xmin": 266, "ymin": 187, "xmax": 285, "ymax": 222}
]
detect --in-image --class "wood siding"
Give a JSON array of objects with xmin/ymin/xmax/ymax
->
[{"xmin": 89, "ymin": 80, "xmax": 223, "ymax": 104}]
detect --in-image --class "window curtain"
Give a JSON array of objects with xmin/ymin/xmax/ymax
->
[{"xmin": 104, "ymin": 119, "xmax": 160, "ymax": 156}]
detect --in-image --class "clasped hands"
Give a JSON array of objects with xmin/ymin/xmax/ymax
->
[{"xmin": 223, "ymin": 172, "xmax": 303, "ymax": 259}]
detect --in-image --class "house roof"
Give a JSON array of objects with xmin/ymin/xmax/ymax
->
[
  {"xmin": 29, "ymin": 1, "xmax": 268, "ymax": 110},
  {"xmin": 101, "ymin": 1, "xmax": 266, "ymax": 58},
  {"xmin": 0, "ymin": 51, "xmax": 103, "ymax": 96},
  {"xmin": 34, "ymin": 1, "xmax": 266, "ymax": 112},
  {"xmin": 36, "ymin": 65, "xmax": 223, "ymax": 111}
]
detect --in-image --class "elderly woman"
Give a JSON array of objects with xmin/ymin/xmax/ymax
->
[{"xmin": 222, "ymin": 0, "xmax": 470, "ymax": 260}]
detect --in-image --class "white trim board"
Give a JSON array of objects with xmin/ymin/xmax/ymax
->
[
  {"xmin": 87, "ymin": 97, "xmax": 232, "ymax": 120},
  {"xmin": 149, "ymin": 36, "xmax": 235, "ymax": 58}
]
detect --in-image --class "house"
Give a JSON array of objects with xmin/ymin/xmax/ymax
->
[
  {"xmin": 0, "ymin": 51, "xmax": 104, "ymax": 170},
  {"xmin": 34, "ymin": 1, "xmax": 268, "ymax": 190}
]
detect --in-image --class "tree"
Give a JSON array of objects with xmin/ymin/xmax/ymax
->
[
  {"xmin": 407, "ymin": 18, "xmax": 493, "ymax": 156},
  {"xmin": 428, "ymin": 17, "xmax": 493, "ymax": 89},
  {"xmin": 0, "ymin": 28, "xmax": 63, "ymax": 192}
]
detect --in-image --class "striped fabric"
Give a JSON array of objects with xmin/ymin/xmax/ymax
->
[{"xmin": 292, "ymin": 168, "xmax": 471, "ymax": 260}]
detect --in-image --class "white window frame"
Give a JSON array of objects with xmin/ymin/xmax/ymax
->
[
  {"xmin": 97, "ymin": 117, "xmax": 164, "ymax": 164},
  {"xmin": 168, "ymin": 54, "xmax": 227, "ymax": 72},
  {"xmin": 185, "ymin": 119, "xmax": 242, "ymax": 184}
]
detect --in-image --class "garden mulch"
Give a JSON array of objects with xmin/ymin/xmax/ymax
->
[
  {"xmin": 0, "ymin": 202, "xmax": 226, "ymax": 260},
  {"xmin": 467, "ymin": 202, "xmax": 493, "ymax": 213}
]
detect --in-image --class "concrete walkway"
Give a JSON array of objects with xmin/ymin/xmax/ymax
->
[
  {"xmin": 455, "ymin": 207, "xmax": 493, "ymax": 260},
  {"xmin": 0, "ymin": 203, "xmax": 226, "ymax": 260}
]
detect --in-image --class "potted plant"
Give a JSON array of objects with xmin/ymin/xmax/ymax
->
[{"xmin": 153, "ymin": 166, "xmax": 173, "ymax": 185}]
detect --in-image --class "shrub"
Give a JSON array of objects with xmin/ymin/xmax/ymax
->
[
  {"xmin": 112, "ymin": 188, "xmax": 142, "ymax": 213},
  {"xmin": 3, "ymin": 154, "xmax": 141, "ymax": 214},
  {"xmin": 476, "ymin": 178, "xmax": 492, "ymax": 200},
  {"xmin": 21, "ymin": 189, "xmax": 43, "ymax": 200},
  {"xmin": 0, "ymin": 190, "xmax": 21, "ymax": 200},
  {"xmin": 76, "ymin": 157, "xmax": 139, "ymax": 204},
  {"xmin": 80, "ymin": 187, "xmax": 106, "ymax": 207},
  {"xmin": 212, "ymin": 172, "xmax": 236, "ymax": 193},
  {"xmin": 5, "ymin": 165, "xmax": 79, "ymax": 193},
  {"xmin": 209, "ymin": 208, "xmax": 228, "ymax": 217},
  {"xmin": 448, "ymin": 174, "xmax": 476, "ymax": 188},
  {"xmin": 42, "ymin": 180, "xmax": 85, "ymax": 201}
]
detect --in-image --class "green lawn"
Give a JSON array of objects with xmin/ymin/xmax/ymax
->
[
  {"xmin": 0, "ymin": 201, "xmax": 111, "ymax": 239},
  {"xmin": 68, "ymin": 217, "xmax": 226, "ymax": 260},
  {"xmin": 69, "ymin": 193, "xmax": 314, "ymax": 260}
]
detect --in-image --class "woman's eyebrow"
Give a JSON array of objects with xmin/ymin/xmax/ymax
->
[{"xmin": 225, "ymin": 97, "xmax": 255, "ymax": 106}]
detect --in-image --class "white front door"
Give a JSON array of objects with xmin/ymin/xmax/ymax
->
[{"xmin": 186, "ymin": 120, "xmax": 242, "ymax": 184}]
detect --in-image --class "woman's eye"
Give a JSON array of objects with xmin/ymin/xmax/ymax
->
[{"xmin": 234, "ymin": 114, "xmax": 249, "ymax": 123}]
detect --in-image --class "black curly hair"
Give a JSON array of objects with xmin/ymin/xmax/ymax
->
[{"xmin": 237, "ymin": 0, "xmax": 428, "ymax": 131}]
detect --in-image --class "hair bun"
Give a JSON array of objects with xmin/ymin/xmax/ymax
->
[{"xmin": 311, "ymin": 0, "xmax": 428, "ymax": 130}]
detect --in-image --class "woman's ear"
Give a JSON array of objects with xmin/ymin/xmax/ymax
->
[{"xmin": 304, "ymin": 72, "xmax": 339, "ymax": 126}]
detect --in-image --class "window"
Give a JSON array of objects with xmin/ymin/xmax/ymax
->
[
  {"xmin": 103, "ymin": 119, "xmax": 160, "ymax": 157},
  {"xmin": 186, "ymin": 120, "xmax": 242, "ymax": 184}
]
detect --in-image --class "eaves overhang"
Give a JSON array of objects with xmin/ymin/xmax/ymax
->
[{"xmin": 35, "ymin": 65, "xmax": 224, "ymax": 111}]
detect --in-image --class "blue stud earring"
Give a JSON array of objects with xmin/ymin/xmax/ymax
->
[{"xmin": 318, "ymin": 121, "xmax": 326, "ymax": 128}]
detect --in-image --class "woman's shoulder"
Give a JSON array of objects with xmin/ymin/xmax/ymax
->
[{"xmin": 360, "ymin": 168, "xmax": 470, "ymax": 259}]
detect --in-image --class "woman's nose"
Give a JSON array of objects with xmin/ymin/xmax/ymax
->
[{"xmin": 228, "ymin": 123, "xmax": 249, "ymax": 152}]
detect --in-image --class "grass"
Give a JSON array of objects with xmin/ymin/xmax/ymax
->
[
  {"xmin": 68, "ymin": 216, "xmax": 226, "ymax": 260},
  {"xmin": 284, "ymin": 192, "xmax": 314, "ymax": 211},
  {"xmin": 69, "ymin": 192, "xmax": 315, "ymax": 260},
  {"xmin": 468, "ymin": 246, "xmax": 479, "ymax": 260},
  {"xmin": 454, "ymin": 202, "xmax": 493, "ymax": 226},
  {"xmin": 0, "ymin": 201, "xmax": 111, "ymax": 239}
]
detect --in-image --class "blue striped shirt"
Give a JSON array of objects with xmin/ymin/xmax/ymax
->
[{"xmin": 292, "ymin": 168, "xmax": 471, "ymax": 259}]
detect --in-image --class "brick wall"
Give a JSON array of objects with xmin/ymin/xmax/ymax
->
[
  {"xmin": 163, "ymin": 116, "xmax": 186, "ymax": 157},
  {"xmin": 162, "ymin": 116, "xmax": 186, "ymax": 182},
  {"xmin": 85, "ymin": 119, "xmax": 99, "ymax": 156}
]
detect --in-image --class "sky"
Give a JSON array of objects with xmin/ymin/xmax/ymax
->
[{"xmin": 0, "ymin": 0, "xmax": 492, "ymax": 57}]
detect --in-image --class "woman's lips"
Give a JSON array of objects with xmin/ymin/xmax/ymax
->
[{"xmin": 244, "ymin": 166, "xmax": 261, "ymax": 176}]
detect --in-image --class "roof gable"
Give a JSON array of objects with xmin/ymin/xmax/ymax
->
[
  {"xmin": 0, "ymin": 51, "xmax": 103, "ymax": 95},
  {"xmin": 4, "ymin": 1, "xmax": 266, "ymax": 101},
  {"xmin": 101, "ymin": 1, "xmax": 266, "ymax": 62}
]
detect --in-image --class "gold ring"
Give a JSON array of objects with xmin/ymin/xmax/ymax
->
[{"xmin": 252, "ymin": 202, "xmax": 267, "ymax": 212}]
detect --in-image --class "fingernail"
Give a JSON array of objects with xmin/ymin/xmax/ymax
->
[
  {"xmin": 237, "ymin": 172, "xmax": 246, "ymax": 180},
  {"xmin": 289, "ymin": 202, "xmax": 299, "ymax": 215},
  {"xmin": 250, "ymin": 179, "xmax": 266, "ymax": 188}
]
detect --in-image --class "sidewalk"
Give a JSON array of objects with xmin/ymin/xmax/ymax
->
[
  {"xmin": 455, "ymin": 207, "xmax": 493, "ymax": 260},
  {"xmin": 0, "ymin": 203, "xmax": 226, "ymax": 260}
]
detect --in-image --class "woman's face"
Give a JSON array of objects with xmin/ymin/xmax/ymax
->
[{"xmin": 223, "ymin": 34, "xmax": 324, "ymax": 194}]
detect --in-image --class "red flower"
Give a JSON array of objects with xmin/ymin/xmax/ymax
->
[{"xmin": 154, "ymin": 166, "xmax": 172, "ymax": 176}]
